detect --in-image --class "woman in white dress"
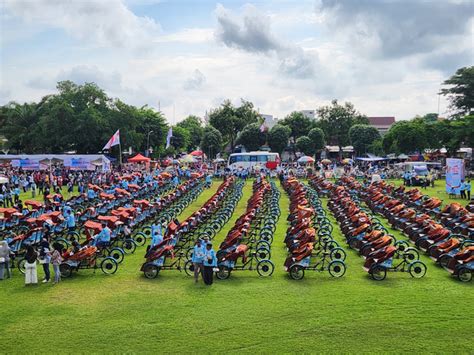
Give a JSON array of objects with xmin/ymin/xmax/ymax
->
[{"xmin": 24, "ymin": 245, "xmax": 38, "ymax": 285}]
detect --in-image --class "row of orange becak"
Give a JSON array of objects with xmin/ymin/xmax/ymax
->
[
  {"xmin": 140, "ymin": 176, "xmax": 244, "ymax": 278},
  {"xmin": 213, "ymin": 177, "xmax": 280, "ymax": 279},
  {"xmin": 309, "ymin": 176, "xmax": 427, "ymax": 281},
  {"xmin": 1, "ymin": 173, "xmax": 206, "ymax": 277},
  {"xmin": 358, "ymin": 178, "xmax": 473, "ymax": 282},
  {"xmin": 310, "ymin": 174, "xmax": 472, "ymax": 282},
  {"xmin": 282, "ymin": 177, "xmax": 346, "ymax": 280}
]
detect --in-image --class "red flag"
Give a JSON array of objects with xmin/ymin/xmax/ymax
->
[{"xmin": 103, "ymin": 130, "xmax": 120, "ymax": 150}]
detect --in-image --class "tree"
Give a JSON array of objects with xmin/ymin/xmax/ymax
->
[
  {"xmin": 296, "ymin": 136, "xmax": 314, "ymax": 156},
  {"xmin": 0, "ymin": 81, "xmax": 169, "ymax": 157},
  {"xmin": 308, "ymin": 127, "xmax": 326, "ymax": 152},
  {"xmin": 200, "ymin": 126, "xmax": 222, "ymax": 158},
  {"xmin": 368, "ymin": 139, "xmax": 384, "ymax": 156},
  {"xmin": 208, "ymin": 99, "xmax": 260, "ymax": 149},
  {"xmin": 177, "ymin": 115, "xmax": 203, "ymax": 151},
  {"xmin": 236, "ymin": 123, "xmax": 266, "ymax": 151},
  {"xmin": 382, "ymin": 120, "xmax": 427, "ymax": 154},
  {"xmin": 1, "ymin": 102, "xmax": 40, "ymax": 153},
  {"xmin": 316, "ymin": 100, "xmax": 369, "ymax": 147},
  {"xmin": 268, "ymin": 124, "xmax": 291, "ymax": 154},
  {"xmin": 170, "ymin": 126, "xmax": 190, "ymax": 153},
  {"xmin": 441, "ymin": 66, "xmax": 474, "ymax": 117},
  {"xmin": 349, "ymin": 124, "xmax": 381, "ymax": 155},
  {"xmin": 280, "ymin": 111, "xmax": 313, "ymax": 140}
]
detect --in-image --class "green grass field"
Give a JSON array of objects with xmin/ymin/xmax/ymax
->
[{"xmin": 1, "ymin": 179, "xmax": 472, "ymax": 353}]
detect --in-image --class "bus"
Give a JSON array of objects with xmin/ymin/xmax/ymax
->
[{"xmin": 227, "ymin": 151, "xmax": 280, "ymax": 170}]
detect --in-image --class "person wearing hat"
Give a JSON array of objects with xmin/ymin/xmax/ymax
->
[
  {"xmin": 202, "ymin": 242, "xmax": 217, "ymax": 285},
  {"xmin": 191, "ymin": 239, "xmax": 205, "ymax": 283}
]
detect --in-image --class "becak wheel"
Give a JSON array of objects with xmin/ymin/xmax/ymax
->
[
  {"xmin": 143, "ymin": 262, "xmax": 159, "ymax": 279},
  {"xmin": 369, "ymin": 264, "xmax": 387, "ymax": 281},
  {"xmin": 216, "ymin": 265, "xmax": 231, "ymax": 280},
  {"xmin": 328, "ymin": 260, "xmax": 346, "ymax": 277},
  {"xmin": 409, "ymin": 261, "xmax": 427, "ymax": 278},
  {"xmin": 256, "ymin": 260, "xmax": 274, "ymax": 277},
  {"xmin": 289, "ymin": 264, "xmax": 305, "ymax": 280},
  {"xmin": 457, "ymin": 267, "xmax": 472, "ymax": 282},
  {"xmin": 101, "ymin": 257, "xmax": 118, "ymax": 275}
]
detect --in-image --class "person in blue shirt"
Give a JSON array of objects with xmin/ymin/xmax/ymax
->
[
  {"xmin": 150, "ymin": 228, "xmax": 163, "ymax": 248},
  {"xmin": 202, "ymin": 243, "xmax": 217, "ymax": 285},
  {"xmin": 191, "ymin": 239, "xmax": 205, "ymax": 283},
  {"xmin": 460, "ymin": 180, "xmax": 466, "ymax": 199},
  {"xmin": 151, "ymin": 223, "xmax": 162, "ymax": 238},
  {"xmin": 95, "ymin": 222, "xmax": 111, "ymax": 248},
  {"xmin": 66, "ymin": 210, "xmax": 76, "ymax": 232},
  {"xmin": 205, "ymin": 174, "xmax": 212, "ymax": 188},
  {"xmin": 172, "ymin": 175, "xmax": 179, "ymax": 186},
  {"xmin": 13, "ymin": 186, "xmax": 20, "ymax": 203},
  {"xmin": 87, "ymin": 188, "xmax": 96, "ymax": 200}
]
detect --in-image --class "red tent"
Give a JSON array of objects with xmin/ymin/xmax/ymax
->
[
  {"xmin": 190, "ymin": 150, "xmax": 203, "ymax": 156},
  {"xmin": 127, "ymin": 153, "xmax": 151, "ymax": 163}
]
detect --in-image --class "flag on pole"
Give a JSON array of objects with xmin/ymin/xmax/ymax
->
[
  {"xmin": 165, "ymin": 127, "xmax": 173, "ymax": 148},
  {"xmin": 103, "ymin": 129, "xmax": 120, "ymax": 150}
]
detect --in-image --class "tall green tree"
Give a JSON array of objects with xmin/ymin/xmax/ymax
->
[
  {"xmin": 296, "ymin": 136, "xmax": 314, "ymax": 156},
  {"xmin": 316, "ymin": 100, "xmax": 369, "ymax": 147},
  {"xmin": 268, "ymin": 124, "xmax": 291, "ymax": 154},
  {"xmin": 349, "ymin": 124, "xmax": 381, "ymax": 155},
  {"xmin": 200, "ymin": 126, "xmax": 222, "ymax": 158},
  {"xmin": 177, "ymin": 115, "xmax": 203, "ymax": 151},
  {"xmin": 208, "ymin": 99, "xmax": 260, "ymax": 149},
  {"xmin": 236, "ymin": 123, "xmax": 266, "ymax": 151},
  {"xmin": 441, "ymin": 66, "xmax": 474, "ymax": 117},
  {"xmin": 382, "ymin": 120, "xmax": 427, "ymax": 154},
  {"xmin": 169, "ymin": 126, "xmax": 190, "ymax": 153},
  {"xmin": 280, "ymin": 111, "xmax": 313, "ymax": 140},
  {"xmin": 308, "ymin": 127, "xmax": 326, "ymax": 152}
]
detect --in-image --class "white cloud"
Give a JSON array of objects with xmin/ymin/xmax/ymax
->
[
  {"xmin": 3, "ymin": 0, "xmax": 161, "ymax": 47},
  {"xmin": 183, "ymin": 69, "xmax": 206, "ymax": 91}
]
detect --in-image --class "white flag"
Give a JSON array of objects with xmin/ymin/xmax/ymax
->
[
  {"xmin": 165, "ymin": 127, "xmax": 173, "ymax": 149},
  {"xmin": 103, "ymin": 130, "xmax": 120, "ymax": 150}
]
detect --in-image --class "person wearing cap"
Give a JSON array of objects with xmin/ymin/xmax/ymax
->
[
  {"xmin": 202, "ymin": 242, "xmax": 217, "ymax": 285},
  {"xmin": 191, "ymin": 239, "xmax": 205, "ymax": 283},
  {"xmin": 150, "ymin": 227, "xmax": 163, "ymax": 248}
]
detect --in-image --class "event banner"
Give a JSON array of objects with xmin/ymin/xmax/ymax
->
[
  {"xmin": 445, "ymin": 158, "xmax": 464, "ymax": 194},
  {"xmin": 11, "ymin": 159, "xmax": 43, "ymax": 170}
]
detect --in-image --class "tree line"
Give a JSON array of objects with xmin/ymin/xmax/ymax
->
[{"xmin": 0, "ymin": 66, "xmax": 472, "ymax": 159}]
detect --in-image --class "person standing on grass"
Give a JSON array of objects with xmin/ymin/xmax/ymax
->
[
  {"xmin": 465, "ymin": 180, "xmax": 471, "ymax": 200},
  {"xmin": 460, "ymin": 180, "xmax": 466, "ymax": 199},
  {"xmin": 13, "ymin": 185, "xmax": 20, "ymax": 203},
  {"xmin": 31, "ymin": 180, "xmax": 36, "ymax": 198},
  {"xmin": 51, "ymin": 242, "xmax": 63, "ymax": 284},
  {"xmin": 24, "ymin": 246, "xmax": 38, "ymax": 286},
  {"xmin": 191, "ymin": 239, "xmax": 205, "ymax": 283},
  {"xmin": 38, "ymin": 237, "xmax": 51, "ymax": 283},
  {"xmin": 202, "ymin": 243, "xmax": 217, "ymax": 286},
  {"xmin": 0, "ymin": 240, "xmax": 11, "ymax": 280}
]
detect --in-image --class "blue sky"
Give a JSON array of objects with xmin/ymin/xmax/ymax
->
[{"xmin": 1, "ymin": 0, "xmax": 472, "ymax": 123}]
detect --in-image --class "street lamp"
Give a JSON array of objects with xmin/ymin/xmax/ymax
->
[{"xmin": 146, "ymin": 130, "xmax": 154, "ymax": 157}]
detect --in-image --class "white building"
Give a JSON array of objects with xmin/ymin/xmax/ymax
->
[
  {"xmin": 300, "ymin": 110, "xmax": 316, "ymax": 119},
  {"xmin": 261, "ymin": 114, "xmax": 279, "ymax": 129}
]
